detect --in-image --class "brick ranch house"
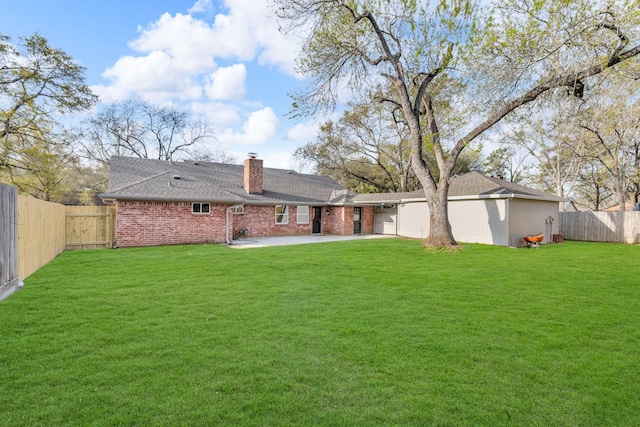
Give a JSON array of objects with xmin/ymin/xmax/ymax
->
[
  {"xmin": 101, "ymin": 155, "xmax": 565, "ymax": 248},
  {"xmin": 100, "ymin": 155, "xmax": 374, "ymax": 247}
]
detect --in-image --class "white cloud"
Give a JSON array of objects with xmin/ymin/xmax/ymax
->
[
  {"xmin": 205, "ymin": 64, "xmax": 247, "ymax": 100},
  {"xmin": 218, "ymin": 107, "xmax": 279, "ymax": 145},
  {"xmin": 191, "ymin": 101, "xmax": 240, "ymax": 125},
  {"xmin": 97, "ymin": 2, "xmax": 301, "ymax": 103},
  {"xmin": 286, "ymin": 120, "xmax": 320, "ymax": 143},
  {"xmin": 188, "ymin": 0, "xmax": 212, "ymax": 14},
  {"xmin": 263, "ymin": 152, "xmax": 293, "ymax": 169},
  {"xmin": 130, "ymin": 13, "xmax": 218, "ymax": 73},
  {"xmin": 90, "ymin": 83, "xmax": 130, "ymax": 104},
  {"xmin": 218, "ymin": 0, "xmax": 300, "ymax": 74},
  {"xmin": 101, "ymin": 50, "xmax": 203, "ymax": 103}
]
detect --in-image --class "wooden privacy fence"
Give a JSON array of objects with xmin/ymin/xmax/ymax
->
[
  {"xmin": 0, "ymin": 185, "xmax": 117, "ymax": 283},
  {"xmin": 66, "ymin": 206, "xmax": 116, "ymax": 250},
  {"xmin": 17, "ymin": 194, "xmax": 67, "ymax": 281},
  {"xmin": 559, "ymin": 211, "xmax": 640, "ymax": 244}
]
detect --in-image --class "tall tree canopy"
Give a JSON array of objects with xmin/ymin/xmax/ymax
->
[
  {"xmin": 276, "ymin": 0, "xmax": 640, "ymax": 247},
  {"xmin": 295, "ymin": 100, "xmax": 419, "ymax": 193},
  {"xmin": 296, "ymin": 100, "xmax": 482, "ymax": 193},
  {"xmin": 0, "ymin": 33, "xmax": 97, "ymax": 199},
  {"xmin": 574, "ymin": 80, "xmax": 640, "ymax": 211}
]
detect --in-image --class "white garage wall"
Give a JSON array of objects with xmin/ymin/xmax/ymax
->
[
  {"xmin": 508, "ymin": 199, "xmax": 559, "ymax": 246},
  {"xmin": 449, "ymin": 199, "xmax": 509, "ymax": 246},
  {"xmin": 374, "ymin": 207, "xmax": 397, "ymax": 234},
  {"xmin": 396, "ymin": 198, "xmax": 559, "ymax": 246},
  {"xmin": 397, "ymin": 202, "xmax": 430, "ymax": 239}
]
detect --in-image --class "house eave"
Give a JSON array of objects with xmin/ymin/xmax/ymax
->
[
  {"xmin": 99, "ymin": 194, "xmax": 245, "ymax": 204},
  {"xmin": 447, "ymin": 193, "xmax": 567, "ymax": 203},
  {"xmin": 245, "ymin": 199, "xmax": 331, "ymax": 206},
  {"xmin": 397, "ymin": 193, "xmax": 566, "ymax": 203}
]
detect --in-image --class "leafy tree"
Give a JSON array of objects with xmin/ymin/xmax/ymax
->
[
  {"xmin": 482, "ymin": 146, "xmax": 530, "ymax": 184},
  {"xmin": 295, "ymin": 101, "xmax": 419, "ymax": 193},
  {"xmin": 61, "ymin": 162, "xmax": 110, "ymax": 205},
  {"xmin": 496, "ymin": 100, "xmax": 586, "ymax": 197},
  {"xmin": 574, "ymin": 163, "xmax": 615, "ymax": 211},
  {"xmin": 81, "ymin": 99, "xmax": 214, "ymax": 165},
  {"xmin": 0, "ymin": 33, "xmax": 97, "ymax": 197},
  {"xmin": 297, "ymin": 99, "xmax": 483, "ymax": 193},
  {"xmin": 1, "ymin": 130, "xmax": 77, "ymax": 201},
  {"xmin": 276, "ymin": 0, "xmax": 640, "ymax": 247},
  {"xmin": 572, "ymin": 79, "xmax": 640, "ymax": 211}
]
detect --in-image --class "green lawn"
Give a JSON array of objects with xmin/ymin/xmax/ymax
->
[{"xmin": 1, "ymin": 239, "xmax": 639, "ymax": 426}]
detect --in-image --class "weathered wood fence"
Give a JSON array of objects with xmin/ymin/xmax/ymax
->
[
  {"xmin": 559, "ymin": 211, "xmax": 640, "ymax": 244},
  {"xmin": 1, "ymin": 184, "xmax": 116, "ymax": 299},
  {"xmin": 1, "ymin": 184, "xmax": 20, "ymax": 300}
]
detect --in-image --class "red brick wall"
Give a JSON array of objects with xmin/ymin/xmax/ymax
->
[
  {"xmin": 233, "ymin": 205, "xmax": 312, "ymax": 238},
  {"xmin": 362, "ymin": 206, "xmax": 374, "ymax": 234},
  {"xmin": 323, "ymin": 206, "xmax": 352, "ymax": 235},
  {"xmin": 244, "ymin": 158, "xmax": 263, "ymax": 194},
  {"xmin": 115, "ymin": 202, "xmax": 375, "ymax": 247},
  {"xmin": 323, "ymin": 206, "xmax": 374, "ymax": 235},
  {"xmin": 116, "ymin": 201, "xmax": 230, "ymax": 247}
]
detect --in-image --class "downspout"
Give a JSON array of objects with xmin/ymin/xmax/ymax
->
[
  {"xmin": 505, "ymin": 198, "xmax": 511, "ymax": 247},
  {"xmin": 225, "ymin": 205, "xmax": 243, "ymax": 245}
]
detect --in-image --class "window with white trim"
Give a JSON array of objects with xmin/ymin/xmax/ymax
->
[
  {"xmin": 296, "ymin": 206, "xmax": 309, "ymax": 224},
  {"xmin": 192, "ymin": 202, "xmax": 210, "ymax": 214},
  {"xmin": 233, "ymin": 205, "xmax": 244, "ymax": 214},
  {"xmin": 275, "ymin": 205, "xmax": 289, "ymax": 224}
]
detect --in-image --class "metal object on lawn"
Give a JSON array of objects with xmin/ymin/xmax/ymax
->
[{"xmin": 523, "ymin": 233, "xmax": 544, "ymax": 249}]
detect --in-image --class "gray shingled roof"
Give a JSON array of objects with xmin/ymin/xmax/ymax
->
[
  {"xmin": 100, "ymin": 156, "xmax": 346, "ymax": 204},
  {"xmin": 101, "ymin": 158, "xmax": 565, "ymax": 205},
  {"xmin": 352, "ymin": 171, "xmax": 565, "ymax": 204}
]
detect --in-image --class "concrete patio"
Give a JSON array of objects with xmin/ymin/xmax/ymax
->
[{"xmin": 228, "ymin": 234, "xmax": 393, "ymax": 249}]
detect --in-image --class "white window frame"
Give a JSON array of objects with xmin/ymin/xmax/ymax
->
[
  {"xmin": 296, "ymin": 205, "xmax": 310, "ymax": 224},
  {"xmin": 192, "ymin": 202, "xmax": 211, "ymax": 214},
  {"xmin": 275, "ymin": 205, "xmax": 289, "ymax": 224},
  {"xmin": 233, "ymin": 205, "xmax": 244, "ymax": 214}
]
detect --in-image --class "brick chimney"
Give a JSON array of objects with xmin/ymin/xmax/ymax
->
[{"xmin": 244, "ymin": 153, "xmax": 263, "ymax": 194}]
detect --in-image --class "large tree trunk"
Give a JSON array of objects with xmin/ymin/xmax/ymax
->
[{"xmin": 422, "ymin": 180, "xmax": 457, "ymax": 247}]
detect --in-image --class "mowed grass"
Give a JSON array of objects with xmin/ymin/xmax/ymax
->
[{"xmin": 1, "ymin": 239, "xmax": 639, "ymax": 426}]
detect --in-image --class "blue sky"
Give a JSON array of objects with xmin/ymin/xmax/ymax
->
[{"xmin": 4, "ymin": 0, "xmax": 322, "ymax": 169}]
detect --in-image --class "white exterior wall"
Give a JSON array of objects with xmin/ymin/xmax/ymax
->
[
  {"xmin": 395, "ymin": 198, "xmax": 559, "ymax": 246},
  {"xmin": 374, "ymin": 207, "xmax": 397, "ymax": 234},
  {"xmin": 449, "ymin": 199, "xmax": 509, "ymax": 246},
  {"xmin": 397, "ymin": 199, "xmax": 509, "ymax": 245},
  {"xmin": 397, "ymin": 202, "xmax": 430, "ymax": 239},
  {"xmin": 508, "ymin": 199, "xmax": 559, "ymax": 246}
]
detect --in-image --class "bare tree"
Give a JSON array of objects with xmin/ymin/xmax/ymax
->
[
  {"xmin": 276, "ymin": 0, "xmax": 640, "ymax": 247},
  {"xmin": 82, "ymin": 99, "xmax": 214, "ymax": 165}
]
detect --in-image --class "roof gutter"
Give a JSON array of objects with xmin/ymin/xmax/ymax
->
[
  {"xmin": 99, "ymin": 195, "xmax": 245, "ymax": 205},
  {"xmin": 397, "ymin": 193, "xmax": 566, "ymax": 203},
  {"xmin": 447, "ymin": 193, "xmax": 567, "ymax": 202},
  {"xmin": 241, "ymin": 200, "xmax": 329, "ymax": 206}
]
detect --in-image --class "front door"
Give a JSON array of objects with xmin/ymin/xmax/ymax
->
[
  {"xmin": 353, "ymin": 207, "xmax": 362, "ymax": 234},
  {"xmin": 312, "ymin": 207, "xmax": 322, "ymax": 233}
]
